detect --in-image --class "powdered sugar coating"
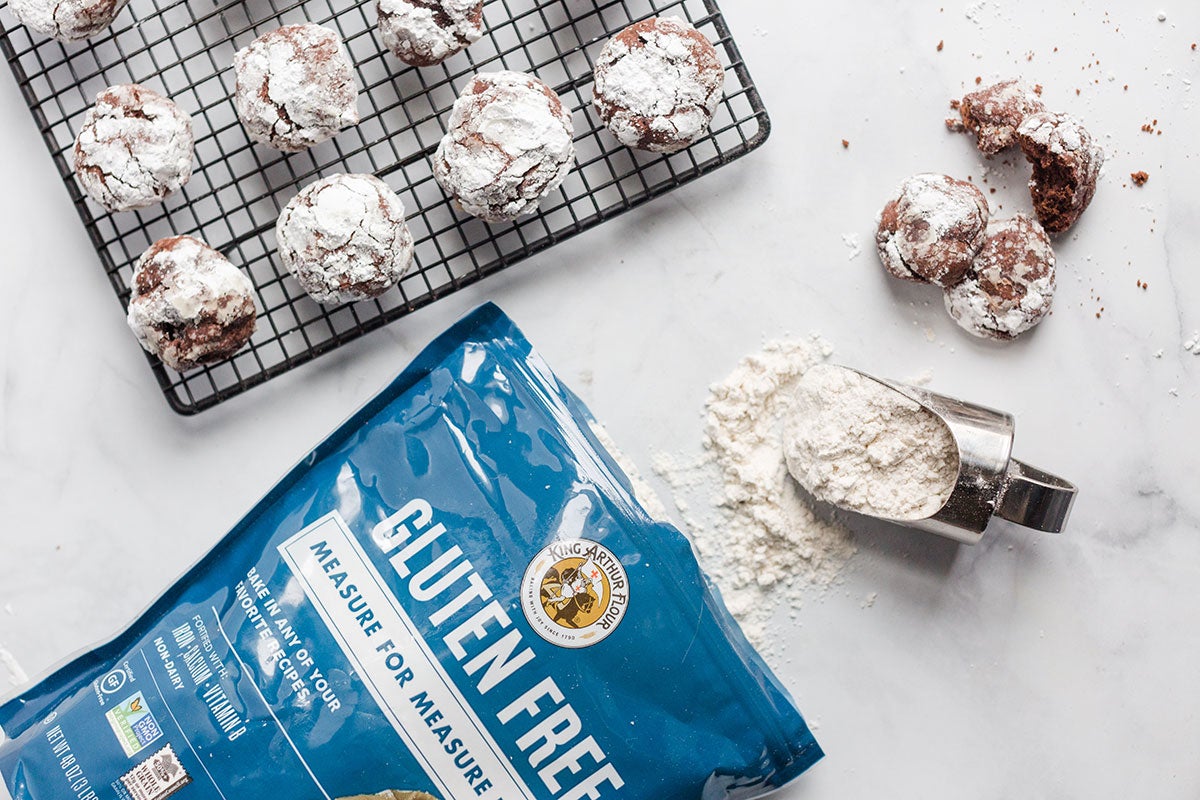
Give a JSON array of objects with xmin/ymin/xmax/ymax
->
[
  {"xmin": 1016, "ymin": 111, "xmax": 1104, "ymax": 233},
  {"xmin": 592, "ymin": 16, "xmax": 724, "ymax": 153},
  {"xmin": 953, "ymin": 79, "xmax": 1045, "ymax": 155},
  {"xmin": 944, "ymin": 214, "xmax": 1056, "ymax": 340},
  {"xmin": 875, "ymin": 173, "xmax": 989, "ymax": 287},
  {"xmin": 376, "ymin": 0, "xmax": 484, "ymax": 66},
  {"xmin": 276, "ymin": 173, "xmax": 414, "ymax": 304},
  {"xmin": 74, "ymin": 84, "xmax": 194, "ymax": 213},
  {"xmin": 233, "ymin": 24, "xmax": 360, "ymax": 153},
  {"xmin": 784, "ymin": 364, "xmax": 959, "ymax": 521},
  {"xmin": 126, "ymin": 236, "xmax": 257, "ymax": 372},
  {"xmin": 9, "ymin": 0, "xmax": 128, "ymax": 41},
  {"xmin": 433, "ymin": 70, "xmax": 575, "ymax": 223}
]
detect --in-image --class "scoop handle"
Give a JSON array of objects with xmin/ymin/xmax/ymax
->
[{"xmin": 996, "ymin": 458, "xmax": 1077, "ymax": 533}]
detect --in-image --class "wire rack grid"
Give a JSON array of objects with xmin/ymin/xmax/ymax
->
[{"xmin": 1, "ymin": 0, "xmax": 770, "ymax": 414}]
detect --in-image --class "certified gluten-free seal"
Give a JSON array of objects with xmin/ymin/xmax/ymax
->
[{"xmin": 520, "ymin": 539, "xmax": 629, "ymax": 648}]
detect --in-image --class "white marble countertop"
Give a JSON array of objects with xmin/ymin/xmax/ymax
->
[{"xmin": 2, "ymin": 1, "xmax": 1199, "ymax": 797}]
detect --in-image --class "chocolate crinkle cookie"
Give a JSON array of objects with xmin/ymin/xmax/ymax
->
[
  {"xmin": 376, "ymin": 0, "xmax": 484, "ymax": 66},
  {"xmin": 876, "ymin": 173, "xmax": 989, "ymax": 287},
  {"xmin": 944, "ymin": 214, "xmax": 1056, "ymax": 340},
  {"xmin": 276, "ymin": 173, "xmax": 415, "ymax": 304},
  {"xmin": 592, "ymin": 16, "xmax": 725, "ymax": 153},
  {"xmin": 9, "ymin": 0, "xmax": 129, "ymax": 41},
  {"xmin": 234, "ymin": 23, "xmax": 360, "ymax": 152},
  {"xmin": 951, "ymin": 78, "xmax": 1045, "ymax": 155},
  {"xmin": 126, "ymin": 236, "xmax": 257, "ymax": 372},
  {"xmin": 74, "ymin": 84, "xmax": 194, "ymax": 213},
  {"xmin": 433, "ymin": 70, "xmax": 575, "ymax": 222},
  {"xmin": 1015, "ymin": 111, "xmax": 1103, "ymax": 233}
]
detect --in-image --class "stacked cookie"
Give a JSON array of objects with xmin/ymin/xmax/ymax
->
[
  {"xmin": 5, "ymin": 6, "xmax": 730, "ymax": 372},
  {"xmin": 875, "ymin": 79, "xmax": 1103, "ymax": 341}
]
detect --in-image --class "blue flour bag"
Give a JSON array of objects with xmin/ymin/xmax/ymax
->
[{"xmin": 0, "ymin": 303, "xmax": 821, "ymax": 800}]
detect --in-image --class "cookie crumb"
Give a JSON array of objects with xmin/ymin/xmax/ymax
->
[
  {"xmin": 841, "ymin": 139, "xmax": 850, "ymax": 148},
  {"xmin": 975, "ymin": 75, "xmax": 983, "ymax": 84},
  {"xmin": 937, "ymin": 39, "xmax": 944, "ymax": 51},
  {"xmin": 1131, "ymin": 170, "xmax": 1149, "ymax": 186}
]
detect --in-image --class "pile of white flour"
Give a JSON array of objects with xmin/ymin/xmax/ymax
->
[{"xmin": 651, "ymin": 338, "xmax": 858, "ymax": 647}]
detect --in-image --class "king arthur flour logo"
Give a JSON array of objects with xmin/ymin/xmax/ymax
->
[{"xmin": 520, "ymin": 539, "xmax": 629, "ymax": 648}]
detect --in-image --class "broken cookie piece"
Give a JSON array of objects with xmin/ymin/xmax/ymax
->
[
  {"xmin": 1015, "ymin": 111, "xmax": 1103, "ymax": 233},
  {"xmin": 951, "ymin": 79, "xmax": 1045, "ymax": 155},
  {"xmin": 875, "ymin": 173, "xmax": 989, "ymax": 288}
]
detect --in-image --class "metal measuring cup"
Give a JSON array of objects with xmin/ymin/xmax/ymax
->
[{"xmin": 848, "ymin": 369, "xmax": 1077, "ymax": 545}]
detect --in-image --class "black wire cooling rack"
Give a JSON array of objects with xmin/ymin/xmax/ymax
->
[{"xmin": 1, "ymin": 0, "xmax": 769, "ymax": 414}]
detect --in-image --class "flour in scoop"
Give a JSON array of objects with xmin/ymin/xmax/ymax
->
[{"xmin": 784, "ymin": 365, "xmax": 959, "ymax": 521}]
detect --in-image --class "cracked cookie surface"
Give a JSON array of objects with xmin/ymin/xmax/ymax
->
[
  {"xmin": 9, "ymin": 0, "xmax": 130, "ymax": 41},
  {"xmin": 74, "ymin": 84, "xmax": 194, "ymax": 213},
  {"xmin": 1015, "ymin": 111, "xmax": 1103, "ymax": 233},
  {"xmin": 233, "ymin": 23, "xmax": 360, "ymax": 153},
  {"xmin": 126, "ymin": 235, "xmax": 257, "ymax": 372},
  {"xmin": 951, "ymin": 78, "xmax": 1045, "ymax": 156},
  {"xmin": 276, "ymin": 173, "xmax": 414, "ymax": 304},
  {"xmin": 876, "ymin": 173, "xmax": 989, "ymax": 287},
  {"xmin": 944, "ymin": 214, "xmax": 1056, "ymax": 340},
  {"xmin": 376, "ymin": 0, "xmax": 484, "ymax": 66},
  {"xmin": 433, "ymin": 70, "xmax": 575, "ymax": 223},
  {"xmin": 592, "ymin": 16, "xmax": 724, "ymax": 153}
]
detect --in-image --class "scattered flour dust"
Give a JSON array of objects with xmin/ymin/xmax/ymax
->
[
  {"xmin": 587, "ymin": 421, "xmax": 670, "ymax": 522},
  {"xmin": 0, "ymin": 645, "xmax": 28, "ymax": 689},
  {"xmin": 651, "ymin": 338, "xmax": 858, "ymax": 647},
  {"xmin": 1184, "ymin": 331, "xmax": 1200, "ymax": 355},
  {"xmin": 841, "ymin": 233, "xmax": 862, "ymax": 260}
]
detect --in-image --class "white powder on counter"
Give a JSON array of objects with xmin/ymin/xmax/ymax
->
[
  {"xmin": 587, "ymin": 421, "xmax": 670, "ymax": 522},
  {"xmin": 0, "ymin": 645, "xmax": 28, "ymax": 688},
  {"xmin": 652, "ymin": 338, "xmax": 857, "ymax": 647},
  {"xmin": 784, "ymin": 365, "xmax": 959, "ymax": 521}
]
